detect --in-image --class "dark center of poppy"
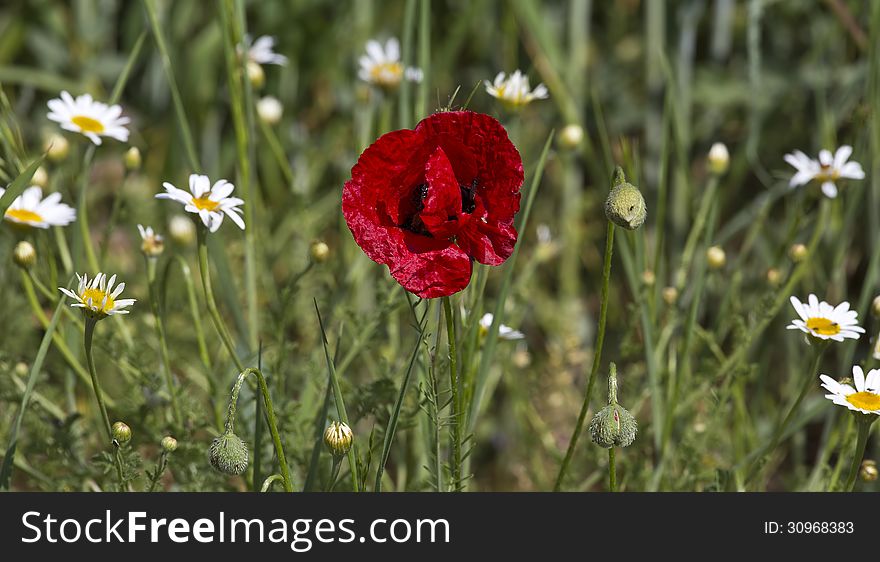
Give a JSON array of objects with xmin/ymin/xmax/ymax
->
[{"xmin": 399, "ymin": 178, "xmax": 480, "ymax": 237}]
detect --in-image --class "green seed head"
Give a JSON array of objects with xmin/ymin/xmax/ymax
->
[
  {"xmin": 209, "ymin": 433, "xmax": 249, "ymax": 475},
  {"xmin": 605, "ymin": 167, "xmax": 646, "ymax": 230}
]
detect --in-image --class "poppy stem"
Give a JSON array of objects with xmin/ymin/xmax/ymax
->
[
  {"xmin": 608, "ymin": 447, "xmax": 617, "ymax": 492},
  {"xmin": 554, "ymin": 220, "xmax": 615, "ymax": 491},
  {"xmin": 442, "ymin": 296, "xmax": 462, "ymax": 490}
]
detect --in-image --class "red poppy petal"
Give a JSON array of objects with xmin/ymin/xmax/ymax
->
[
  {"xmin": 389, "ymin": 231, "xmax": 473, "ymax": 298},
  {"xmin": 420, "ymin": 147, "xmax": 462, "ymax": 239},
  {"xmin": 458, "ymin": 220, "xmax": 517, "ymax": 266}
]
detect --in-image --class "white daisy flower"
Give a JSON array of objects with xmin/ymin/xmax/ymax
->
[
  {"xmin": 59, "ymin": 272, "xmax": 136, "ymax": 320},
  {"xmin": 484, "ymin": 70, "xmax": 548, "ymax": 109},
  {"xmin": 358, "ymin": 38, "xmax": 423, "ymax": 89},
  {"xmin": 787, "ymin": 294, "xmax": 864, "ymax": 342},
  {"xmin": 0, "ymin": 185, "xmax": 76, "ymax": 229},
  {"xmin": 156, "ymin": 174, "xmax": 245, "ymax": 233},
  {"xmin": 479, "ymin": 313, "xmax": 525, "ymax": 341},
  {"xmin": 819, "ymin": 366, "xmax": 880, "ymax": 415},
  {"xmin": 784, "ymin": 145, "xmax": 865, "ymax": 198},
  {"xmin": 46, "ymin": 91, "xmax": 130, "ymax": 145},
  {"xmin": 242, "ymin": 35, "xmax": 288, "ymax": 66},
  {"xmin": 137, "ymin": 224, "xmax": 164, "ymax": 257}
]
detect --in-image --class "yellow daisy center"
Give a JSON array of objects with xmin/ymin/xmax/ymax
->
[
  {"xmin": 71, "ymin": 115, "xmax": 105, "ymax": 134},
  {"xmin": 370, "ymin": 62, "xmax": 403, "ymax": 86},
  {"xmin": 192, "ymin": 195, "xmax": 220, "ymax": 211},
  {"xmin": 815, "ymin": 164, "xmax": 841, "ymax": 182},
  {"xmin": 846, "ymin": 392, "xmax": 880, "ymax": 411},
  {"xmin": 80, "ymin": 287, "xmax": 115, "ymax": 312},
  {"xmin": 806, "ymin": 317, "xmax": 841, "ymax": 336},
  {"xmin": 5, "ymin": 208, "xmax": 43, "ymax": 224}
]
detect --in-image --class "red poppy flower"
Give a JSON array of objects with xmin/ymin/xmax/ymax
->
[{"xmin": 343, "ymin": 111, "xmax": 523, "ymax": 298}]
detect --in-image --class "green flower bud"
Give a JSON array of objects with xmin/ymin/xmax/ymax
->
[
  {"xmin": 160, "ymin": 435, "xmax": 178, "ymax": 453},
  {"xmin": 124, "ymin": 147, "xmax": 142, "ymax": 171},
  {"xmin": 323, "ymin": 420, "xmax": 353, "ymax": 457},
  {"xmin": 605, "ymin": 167, "xmax": 646, "ymax": 230},
  {"xmin": 112, "ymin": 421, "xmax": 132, "ymax": 445},
  {"xmin": 310, "ymin": 240, "xmax": 330, "ymax": 263},
  {"xmin": 589, "ymin": 363, "xmax": 638, "ymax": 448},
  {"xmin": 861, "ymin": 460, "xmax": 878, "ymax": 482},
  {"xmin": 13, "ymin": 241, "xmax": 36, "ymax": 269},
  {"xmin": 209, "ymin": 432, "xmax": 249, "ymax": 475}
]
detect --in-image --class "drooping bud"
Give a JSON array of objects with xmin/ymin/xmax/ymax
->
[
  {"xmin": 13, "ymin": 241, "xmax": 36, "ymax": 269},
  {"xmin": 605, "ymin": 167, "xmax": 646, "ymax": 230},
  {"xmin": 706, "ymin": 246, "xmax": 726, "ymax": 269},
  {"xmin": 558, "ymin": 124, "xmax": 584, "ymax": 150},
  {"xmin": 112, "ymin": 421, "xmax": 132, "ymax": 445},
  {"xmin": 589, "ymin": 363, "xmax": 638, "ymax": 448},
  {"xmin": 323, "ymin": 420, "xmax": 353, "ymax": 457},
  {"xmin": 707, "ymin": 142, "xmax": 729, "ymax": 176},
  {"xmin": 209, "ymin": 433, "xmax": 249, "ymax": 475},
  {"xmin": 160, "ymin": 436, "xmax": 178, "ymax": 453}
]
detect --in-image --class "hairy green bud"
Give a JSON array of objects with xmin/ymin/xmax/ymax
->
[
  {"xmin": 209, "ymin": 433, "xmax": 249, "ymax": 475},
  {"xmin": 589, "ymin": 363, "xmax": 638, "ymax": 448},
  {"xmin": 605, "ymin": 167, "xmax": 646, "ymax": 230},
  {"xmin": 112, "ymin": 421, "xmax": 132, "ymax": 445},
  {"xmin": 160, "ymin": 435, "xmax": 178, "ymax": 453}
]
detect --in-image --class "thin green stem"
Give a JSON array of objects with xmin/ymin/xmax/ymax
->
[
  {"xmin": 844, "ymin": 419, "xmax": 873, "ymax": 492},
  {"xmin": 554, "ymin": 220, "xmax": 615, "ymax": 491},
  {"xmin": 442, "ymin": 296, "xmax": 462, "ymax": 490},
  {"xmin": 83, "ymin": 319, "xmax": 112, "ymax": 441},
  {"xmin": 608, "ymin": 448, "xmax": 617, "ymax": 492}
]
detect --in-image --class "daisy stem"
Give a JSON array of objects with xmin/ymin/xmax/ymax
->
[
  {"xmin": 83, "ymin": 317, "xmax": 126, "ymax": 491},
  {"xmin": 146, "ymin": 256, "xmax": 183, "ymax": 429},
  {"xmin": 554, "ymin": 220, "xmax": 615, "ymax": 491},
  {"xmin": 442, "ymin": 296, "xmax": 462, "ymax": 490},
  {"xmin": 327, "ymin": 457, "xmax": 342, "ymax": 492},
  {"xmin": 744, "ymin": 341, "xmax": 828, "ymax": 487},
  {"xmin": 844, "ymin": 418, "xmax": 874, "ymax": 491},
  {"xmin": 83, "ymin": 318, "xmax": 112, "ymax": 442},
  {"xmin": 76, "ymin": 145, "xmax": 100, "ymax": 274},
  {"xmin": 608, "ymin": 447, "xmax": 617, "ymax": 492},
  {"xmin": 197, "ymin": 227, "xmax": 245, "ymax": 373}
]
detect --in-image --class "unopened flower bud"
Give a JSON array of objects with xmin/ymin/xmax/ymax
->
[
  {"xmin": 707, "ymin": 142, "xmax": 729, "ymax": 175},
  {"xmin": 642, "ymin": 269, "xmax": 656, "ymax": 287},
  {"xmin": 124, "ymin": 147, "xmax": 142, "ymax": 171},
  {"xmin": 872, "ymin": 296, "xmax": 880, "ymax": 318},
  {"xmin": 44, "ymin": 133, "xmax": 70, "ymax": 162},
  {"xmin": 112, "ymin": 421, "xmax": 132, "ymax": 445},
  {"xmin": 161, "ymin": 436, "xmax": 178, "ymax": 453},
  {"xmin": 789, "ymin": 243, "xmax": 808, "ymax": 263},
  {"xmin": 14, "ymin": 362, "xmax": 29, "ymax": 377},
  {"xmin": 257, "ymin": 96, "xmax": 283, "ymax": 125},
  {"xmin": 13, "ymin": 241, "xmax": 36, "ymax": 269},
  {"xmin": 558, "ymin": 124, "xmax": 584, "ymax": 149},
  {"xmin": 210, "ymin": 432, "xmax": 249, "ymax": 475},
  {"xmin": 323, "ymin": 420, "xmax": 353, "ymax": 457},
  {"xmin": 32, "ymin": 167, "xmax": 48, "ymax": 188},
  {"xmin": 706, "ymin": 246, "xmax": 726, "ymax": 269},
  {"xmin": 169, "ymin": 215, "xmax": 196, "ymax": 246},
  {"xmin": 766, "ymin": 267, "xmax": 782, "ymax": 286},
  {"xmin": 310, "ymin": 240, "xmax": 330, "ymax": 263},
  {"xmin": 605, "ymin": 167, "xmax": 646, "ymax": 230},
  {"xmin": 247, "ymin": 60, "xmax": 265, "ymax": 89},
  {"xmin": 589, "ymin": 363, "xmax": 637, "ymax": 448},
  {"xmin": 662, "ymin": 286, "xmax": 678, "ymax": 305},
  {"xmin": 861, "ymin": 460, "xmax": 878, "ymax": 482}
]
